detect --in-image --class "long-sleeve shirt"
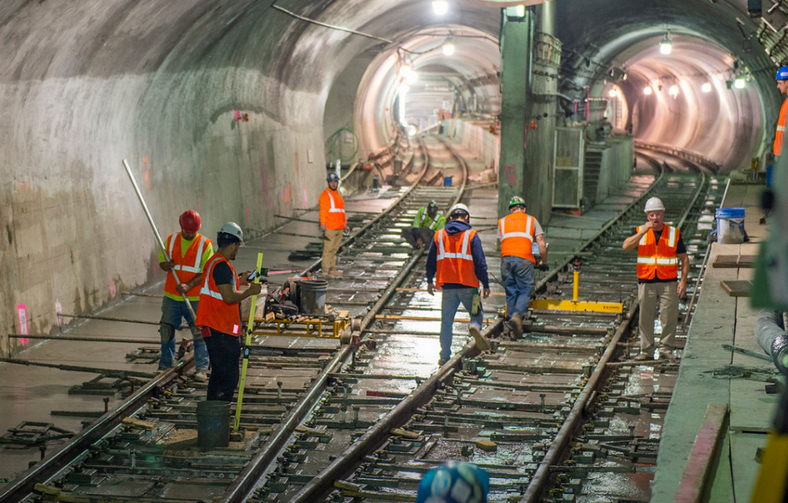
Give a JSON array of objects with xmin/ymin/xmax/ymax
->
[
  {"xmin": 412, "ymin": 207, "xmax": 446, "ymax": 231},
  {"xmin": 426, "ymin": 220, "xmax": 490, "ymax": 289}
]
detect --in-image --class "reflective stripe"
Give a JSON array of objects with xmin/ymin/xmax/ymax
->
[
  {"xmin": 779, "ymin": 126, "xmax": 787, "ymax": 132},
  {"xmin": 436, "ymin": 229, "xmax": 474, "ymax": 261},
  {"xmin": 327, "ymin": 191, "xmax": 345, "ymax": 214},
  {"xmin": 637, "ymin": 256, "xmax": 677, "ymax": 265},
  {"xmin": 667, "ymin": 226, "xmax": 677, "ymax": 248},
  {"xmin": 499, "ymin": 216, "xmax": 534, "ymax": 242},
  {"xmin": 637, "ymin": 257, "xmax": 656, "ymax": 264},
  {"xmin": 169, "ymin": 234, "xmax": 206, "ymax": 273},
  {"xmin": 199, "ymin": 255, "xmax": 237, "ymax": 300}
]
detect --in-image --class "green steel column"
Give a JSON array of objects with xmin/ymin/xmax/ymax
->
[{"xmin": 498, "ymin": 9, "xmax": 534, "ymax": 220}]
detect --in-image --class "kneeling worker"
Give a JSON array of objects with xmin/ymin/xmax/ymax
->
[
  {"xmin": 158, "ymin": 210, "xmax": 212, "ymax": 380},
  {"xmin": 196, "ymin": 223, "xmax": 262, "ymax": 401},
  {"xmin": 498, "ymin": 196, "xmax": 548, "ymax": 338},
  {"xmin": 403, "ymin": 201, "xmax": 446, "ymax": 249},
  {"xmin": 426, "ymin": 203, "xmax": 491, "ymax": 365}
]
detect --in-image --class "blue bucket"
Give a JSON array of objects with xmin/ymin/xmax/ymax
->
[
  {"xmin": 715, "ymin": 207, "xmax": 745, "ymax": 244},
  {"xmin": 767, "ymin": 165, "xmax": 773, "ymax": 188},
  {"xmin": 443, "ymin": 176, "xmax": 453, "ymax": 187}
]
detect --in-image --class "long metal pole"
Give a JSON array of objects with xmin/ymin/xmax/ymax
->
[{"xmin": 122, "ymin": 159, "xmax": 196, "ymax": 321}]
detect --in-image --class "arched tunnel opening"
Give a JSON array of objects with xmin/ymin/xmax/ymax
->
[{"xmin": 2, "ymin": 2, "xmax": 788, "ymax": 501}]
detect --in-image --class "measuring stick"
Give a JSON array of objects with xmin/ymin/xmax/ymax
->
[
  {"xmin": 234, "ymin": 252, "xmax": 264, "ymax": 431},
  {"xmin": 122, "ymin": 159, "xmax": 197, "ymax": 321}
]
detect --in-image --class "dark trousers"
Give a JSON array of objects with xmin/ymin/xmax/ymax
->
[{"xmin": 203, "ymin": 329, "xmax": 240, "ymax": 401}]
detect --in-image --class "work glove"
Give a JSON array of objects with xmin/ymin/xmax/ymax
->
[{"xmin": 536, "ymin": 263, "xmax": 549, "ymax": 271}]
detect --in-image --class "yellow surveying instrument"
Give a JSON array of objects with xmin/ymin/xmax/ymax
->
[
  {"xmin": 234, "ymin": 252, "xmax": 264, "ymax": 431},
  {"xmin": 529, "ymin": 257, "xmax": 623, "ymax": 314}
]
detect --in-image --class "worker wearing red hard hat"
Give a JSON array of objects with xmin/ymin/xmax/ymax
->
[{"xmin": 158, "ymin": 210, "xmax": 213, "ymax": 379}]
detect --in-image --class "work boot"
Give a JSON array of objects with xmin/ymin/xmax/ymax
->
[
  {"xmin": 509, "ymin": 315, "xmax": 524, "ymax": 339},
  {"xmin": 658, "ymin": 347, "xmax": 678, "ymax": 361},
  {"xmin": 193, "ymin": 369, "xmax": 208, "ymax": 382},
  {"xmin": 633, "ymin": 352, "xmax": 654, "ymax": 362},
  {"xmin": 438, "ymin": 357, "xmax": 449, "ymax": 366},
  {"xmin": 469, "ymin": 325, "xmax": 490, "ymax": 352},
  {"xmin": 328, "ymin": 270, "xmax": 343, "ymax": 278}
]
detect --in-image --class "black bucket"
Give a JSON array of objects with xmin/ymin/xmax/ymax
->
[
  {"xmin": 300, "ymin": 279, "xmax": 328, "ymax": 315},
  {"xmin": 196, "ymin": 400, "xmax": 231, "ymax": 450}
]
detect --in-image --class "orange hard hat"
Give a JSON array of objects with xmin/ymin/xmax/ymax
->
[{"xmin": 179, "ymin": 210, "xmax": 201, "ymax": 232}]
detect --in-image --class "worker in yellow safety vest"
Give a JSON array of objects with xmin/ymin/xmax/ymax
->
[
  {"xmin": 319, "ymin": 172, "xmax": 349, "ymax": 278},
  {"xmin": 498, "ymin": 196, "xmax": 548, "ymax": 338},
  {"xmin": 622, "ymin": 197, "xmax": 689, "ymax": 362},
  {"xmin": 774, "ymin": 66, "xmax": 788, "ymax": 157},
  {"xmin": 403, "ymin": 201, "xmax": 446, "ymax": 250}
]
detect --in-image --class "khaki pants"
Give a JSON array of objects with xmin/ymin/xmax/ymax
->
[
  {"xmin": 322, "ymin": 229, "xmax": 343, "ymax": 273},
  {"xmin": 638, "ymin": 282, "xmax": 679, "ymax": 351}
]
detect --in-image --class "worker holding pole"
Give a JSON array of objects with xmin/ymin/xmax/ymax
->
[
  {"xmin": 196, "ymin": 223, "xmax": 262, "ymax": 401},
  {"xmin": 157, "ymin": 210, "xmax": 213, "ymax": 379}
]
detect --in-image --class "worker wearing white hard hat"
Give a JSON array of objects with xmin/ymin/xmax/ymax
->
[
  {"xmin": 426, "ymin": 202, "xmax": 492, "ymax": 365},
  {"xmin": 196, "ymin": 222, "xmax": 263, "ymax": 401},
  {"xmin": 622, "ymin": 197, "xmax": 689, "ymax": 361}
]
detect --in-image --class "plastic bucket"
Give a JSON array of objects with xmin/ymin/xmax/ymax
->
[
  {"xmin": 443, "ymin": 176, "xmax": 453, "ymax": 187},
  {"xmin": 300, "ymin": 279, "xmax": 328, "ymax": 315},
  {"xmin": 715, "ymin": 207, "xmax": 746, "ymax": 244},
  {"xmin": 196, "ymin": 400, "xmax": 231, "ymax": 450},
  {"xmin": 767, "ymin": 165, "xmax": 773, "ymax": 188}
]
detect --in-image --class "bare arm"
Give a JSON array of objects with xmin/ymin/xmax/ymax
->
[
  {"xmin": 217, "ymin": 283, "xmax": 261, "ymax": 304},
  {"xmin": 623, "ymin": 222, "xmax": 652, "ymax": 251},
  {"xmin": 677, "ymin": 253, "xmax": 689, "ymax": 297},
  {"xmin": 536, "ymin": 234, "xmax": 548, "ymax": 264}
]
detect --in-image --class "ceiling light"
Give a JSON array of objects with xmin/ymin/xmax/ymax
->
[
  {"xmin": 669, "ymin": 85, "xmax": 679, "ymax": 97},
  {"xmin": 406, "ymin": 71, "xmax": 418, "ymax": 84},
  {"xmin": 432, "ymin": 0, "xmax": 448, "ymax": 15},
  {"xmin": 644, "ymin": 86, "xmax": 653, "ymax": 95},
  {"xmin": 734, "ymin": 77, "xmax": 746, "ymax": 89},
  {"xmin": 442, "ymin": 42, "xmax": 455, "ymax": 56},
  {"xmin": 701, "ymin": 82, "xmax": 712, "ymax": 93},
  {"xmin": 400, "ymin": 84, "xmax": 410, "ymax": 95},
  {"xmin": 659, "ymin": 33, "xmax": 672, "ymax": 55},
  {"xmin": 609, "ymin": 89, "xmax": 618, "ymax": 97}
]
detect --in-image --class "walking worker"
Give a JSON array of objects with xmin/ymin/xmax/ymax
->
[
  {"xmin": 498, "ymin": 196, "xmax": 548, "ymax": 337},
  {"xmin": 426, "ymin": 203, "xmax": 491, "ymax": 365},
  {"xmin": 158, "ymin": 210, "xmax": 212, "ymax": 380},
  {"xmin": 319, "ymin": 172, "xmax": 349, "ymax": 278},
  {"xmin": 774, "ymin": 66, "xmax": 788, "ymax": 157},
  {"xmin": 196, "ymin": 222, "xmax": 262, "ymax": 401},
  {"xmin": 622, "ymin": 197, "xmax": 689, "ymax": 361},
  {"xmin": 403, "ymin": 201, "xmax": 446, "ymax": 249}
]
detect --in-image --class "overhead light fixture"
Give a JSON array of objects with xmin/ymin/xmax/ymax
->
[
  {"xmin": 609, "ymin": 89, "xmax": 618, "ymax": 97},
  {"xmin": 702, "ymin": 82, "xmax": 712, "ymax": 93},
  {"xmin": 659, "ymin": 33, "xmax": 672, "ymax": 55},
  {"xmin": 432, "ymin": 0, "xmax": 448, "ymax": 15},
  {"xmin": 400, "ymin": 84, "xmax": 410, "ymax": 95},
  {"xmin": 442, "ymin": 42, "xmax": 455, "ymax": 56},
  {"xmin": 644, "ymin": 86, "xmax": 653, "ymax": 95},
  {"xmin": 505, "ymin": 5, "xmax": 526, "ymax": 20},
  {"xmin": 734, "ymin": 77, "xmax": 747, "ymax": 89},
  {"xmin": 406, "ymin": 71, "xmax": 418, "ymax": 84},
  {"xmin": 669, "ymin": 85, "xmax": 679, "ymax": 97}
]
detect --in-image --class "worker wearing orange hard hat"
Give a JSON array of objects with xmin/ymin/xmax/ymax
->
[{"xmin": 158, "ymin": 210, "xmax": 213, "ymax": 380}]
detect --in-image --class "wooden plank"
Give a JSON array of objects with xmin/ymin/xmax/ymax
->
[
  {"xmin": 712, "ymin": 255, "xmax": 757, "ymax": 269},
  {"xmin": 720, "ymin": 280, "xmax": 752, "ymax": 297},
  {"xmin": 673, "ymin": 403, "xmax": 728, "ymax": 503}
]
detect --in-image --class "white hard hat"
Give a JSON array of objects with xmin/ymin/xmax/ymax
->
[
  {"xmin": 644, "ymin": 197, "xmax": 665, "ymax": 212},
  {"xmin": 219, "ymin": 222, "xmax": 244, "ymax": 243},
  {"xmin": 449, "ymin": 203, "xmax": 470, "ymax": 217}
]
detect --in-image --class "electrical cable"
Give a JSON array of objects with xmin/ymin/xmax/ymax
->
[{"xmin": 325, "ymin": 127, "xmax": 360, "ymax": 164}]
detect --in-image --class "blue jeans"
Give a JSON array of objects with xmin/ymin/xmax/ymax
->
[
  {"xmin": 501, "ymin": 256, "xmax": 535, "ymax": 318},
  {"xmin": 440, "ymin": 287, "xmax": 484, "ymax": 362},
  {"xmin": 159, "ymin": 296, "xmax": 209, "ymax": 370}
]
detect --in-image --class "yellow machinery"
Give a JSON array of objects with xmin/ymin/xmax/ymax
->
[{"xmin": 528, "ymin": 258, "xmax": 624, "ymax": 314}]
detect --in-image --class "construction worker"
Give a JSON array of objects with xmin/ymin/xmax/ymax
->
[
  {"xmin": 622, "ymin": 197, "xmax": 689, "ymax": 361},
  {"xmin": 158, "ymin": 210, "xmax": 212, "ymax": 380},
  {"xmin": 756, "ymin": 310, "xmax": 788, "ymax": 374},
  {"xmin": 319, "ymin": 172, "xmax": 348, "ymax": 278},
  {"xmin": 774, "ymin": 66, "xmax": 788, "ymax": 157},
  {"xmin": 426, "ymin": 203, "xmax": 491, "ymax": 365},
  {"xmin": 196, "ymin": 223, "xmax": 262, "ymax": 401},
  {"xmin": 498, "ymin": 196, "xmax": 548, "ymax": 338},
  {"xmin": 416, "ymin": 461, "xmax": 490, "ymax": 503},
  {"xmin": 403, "ymin": 201, "xmax": 446, "ymax": 249}
]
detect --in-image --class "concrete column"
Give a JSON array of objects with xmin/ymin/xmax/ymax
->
[{"xmin": 497, "ymin": 9, "xmax": 534, "ymax": 219}]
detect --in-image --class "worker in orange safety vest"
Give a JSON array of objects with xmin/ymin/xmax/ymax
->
[
  {"xmin": 426, "ymin": 203, "xmax": 491, "ymax": 365},
  {"xmin": 774, "ymin": 66, "xmax": 788, "ymax": 157},
  {"xmin": 158, "ymin": 210, "xmax": 213, "ymax": 380},
  {"xmin": 622, "ymin": 197, "xmax": 689, "ymax": 362},
  {"xmin": 319, "ymin": 172, "xmax": 349, "ymax": 278},
  {"xmin": 498, "ymin": 196, "xmax": 548, "ymax": 338},
  {"xmin": 196, "ymin": 222, "xmax": 263, "ymax": 401}
]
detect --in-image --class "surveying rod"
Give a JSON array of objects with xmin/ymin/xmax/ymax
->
[{"xmin": 122, "ymin": 159, "xmax": 197, "ymax": 321}]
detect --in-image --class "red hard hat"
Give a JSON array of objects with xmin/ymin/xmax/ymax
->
[{"xmin": 179, "ymin": 210, "xmax": 201, "ymax": 232}]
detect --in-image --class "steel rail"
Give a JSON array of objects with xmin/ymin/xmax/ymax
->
[
  {"xmin": 224, "ymin": 136, "xmax": 468, "ymax": 502},
  {"xmin": 0, "ymin": 360, "xmax": 193, "ymax": 502}
]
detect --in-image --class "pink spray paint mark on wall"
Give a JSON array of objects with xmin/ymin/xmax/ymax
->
[
  {"xmin": 233, "ymin": 110, "xmax": 242, "ymax": 121},
  {"xmin": 16, "ymin": 305, "xmax": 28, "ymax": 343},
  {"xmin": 505, "ymin": 164, "xmax": 517, "ymax": 187},
  {"xmin": 55, "ymin": 300, "xmax": 63, "ymax": 327},
  {"xmin": 245, "ymin": 206, "xmax": 250, "ymax": 226},
  {"xmin": 109, "ymin": 277, "xmax": 116, "ymax": 299},
  {"xmin": 301, "ymin": 187, "xmax": 309, "ymax": 208}
]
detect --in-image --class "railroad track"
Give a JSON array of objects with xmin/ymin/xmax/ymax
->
[{"xmin": 0, "ymin": 143, "xmax": 725, "ymax": 503}]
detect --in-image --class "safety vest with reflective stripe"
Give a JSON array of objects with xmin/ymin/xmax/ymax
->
[
  {"xmin": 434, "ymin": 229, "xmax": 480, "ymax": 289},
  {"xmin": 414, "ymin": 207, "xmax": 446, "ymax": 231},
  {"xmin": 636, "ymin": 225, "xmax": 679, "ymax": 280},
  {"xmin": 196, "ymin": 254, "xmax": 241, "ymax": 336},
  {"xmin": 498, "ymin": 213, "xmax": 536, "ymax": 263},
  {"xmin": 319, "ymin": 188, "xmax": 347, "ymax": 230},
  {"xmin": 163, "ymin": 232, "xmax": 211, "ymax": 299},
  {"xmin": 776, "ymin": 98, "xmax": 788, "ymax": 156}
]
